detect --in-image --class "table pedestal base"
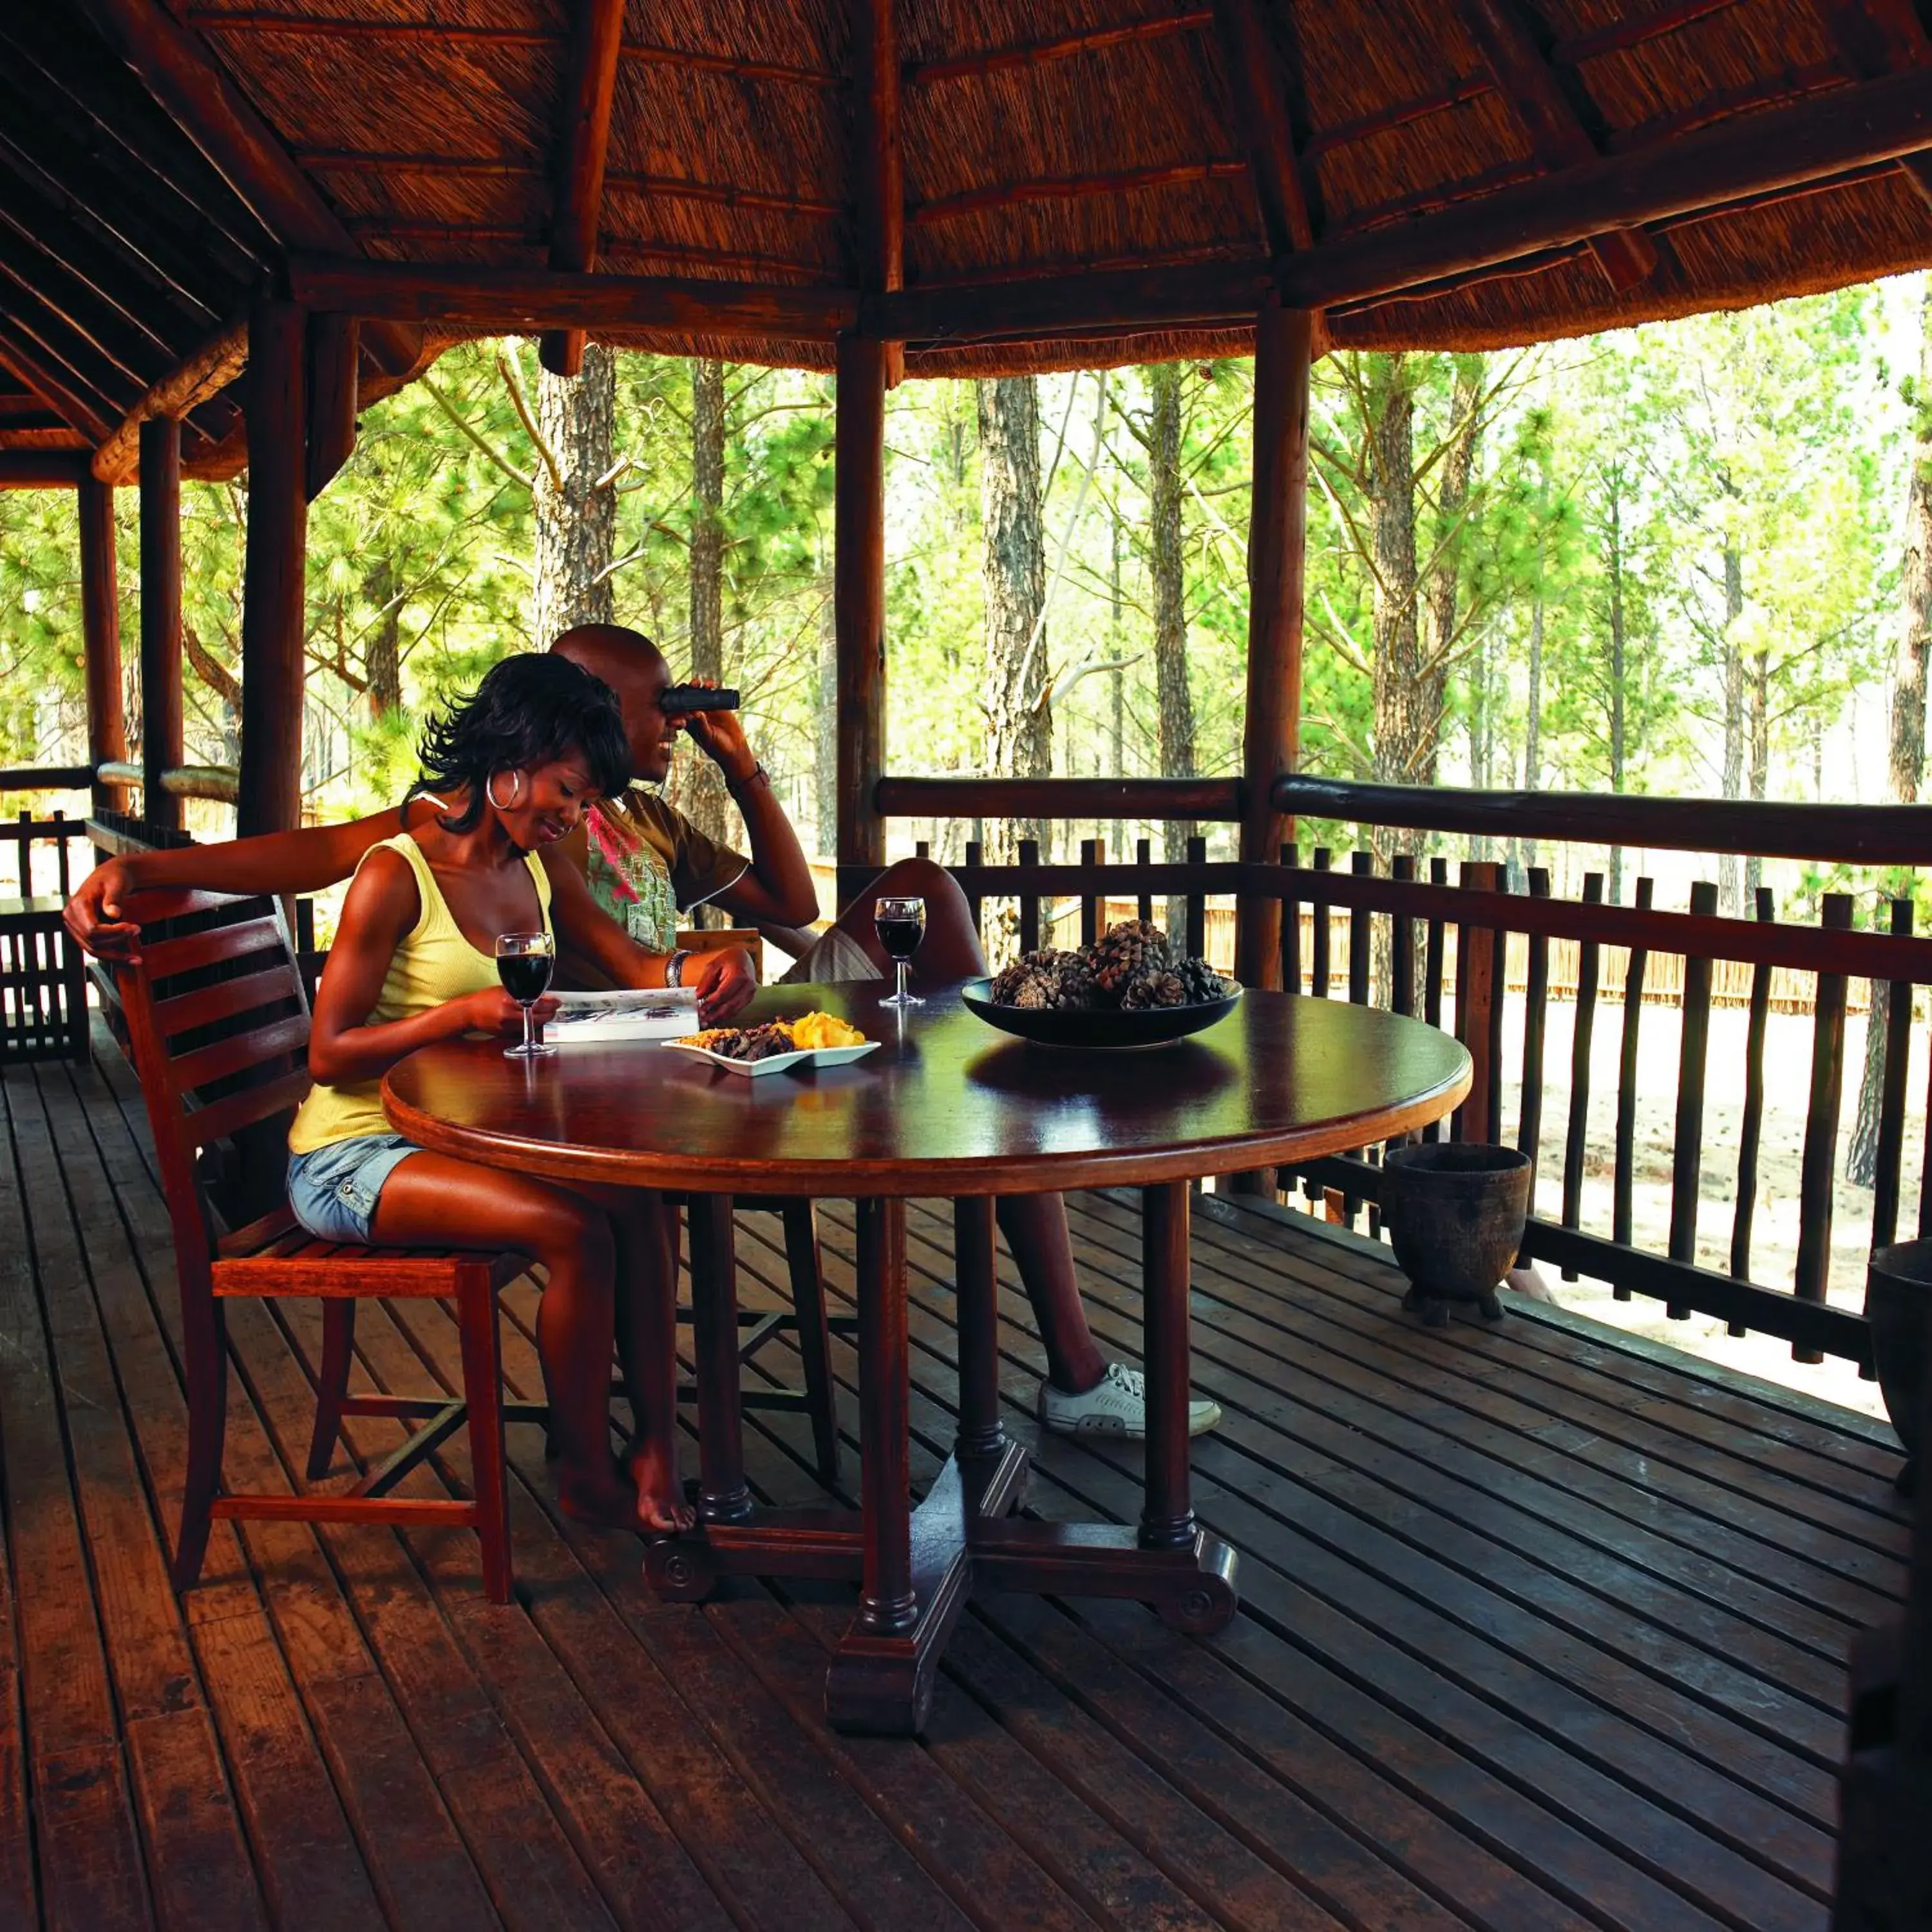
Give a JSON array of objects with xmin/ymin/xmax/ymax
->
[{"xmin": 647, "ymin": 1184, "xmax": 1240, "ymax": 1735}]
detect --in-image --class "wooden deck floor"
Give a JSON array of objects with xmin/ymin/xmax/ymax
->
[{"xmin": 0, "ymin": 1041, "xmax": 1911, "ymax": 1932}]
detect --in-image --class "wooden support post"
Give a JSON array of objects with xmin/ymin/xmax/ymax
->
[
  {"xmin": 76, "ymin": 476, "xmax": 127, "ymax": 814},
  {"xmin": 137, "ymin": 416, "xmax": 183, "ymax": 830},
  {"xmin": 238, "ymin": 297, "xmax": 307, "ymax": 838},
  {"xmin": 539, "ymin": 0, "xmax": 625, "ymax": 375},
  {"xmin": 305, "ymin": 313, "xmax": 359, "ymax": 500},
  {"xmin": 1235, "ymin": 300, "xmax": 1313, "ymax": 990},
  {"xmin": 833, "ymin": 332, "xmax": 887, "ymax": 903}
]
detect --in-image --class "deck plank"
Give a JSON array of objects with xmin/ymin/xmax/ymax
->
[{"xmin": 2, "ymin": 1037, "xmax": 1903, "ymax": 1932}]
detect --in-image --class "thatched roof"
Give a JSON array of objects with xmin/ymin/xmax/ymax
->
[{"xmin": 8, "ymin": 1, "xmax": 1932, "ymax": 464}]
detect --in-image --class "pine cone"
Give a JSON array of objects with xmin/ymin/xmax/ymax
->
[
  {"xmin": 1088, "ymin": 920, "xmax": 1170, "ymax": 996},
  {"xmin": 990, "ymin": 949, "xmax": 1095, "ymax": 1010},
  {"xmin": 1175, "ymin": 954, "xmax": 1232, "ymax": 1004},
  {"xmin": 1121, "ymin": 967, "xmax": 1187, "ymax": 1010}
]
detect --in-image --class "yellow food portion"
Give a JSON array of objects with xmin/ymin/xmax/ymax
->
[{"xmin": 786, "ymin": 1010, "xmax": 867, "ymax": 1049}]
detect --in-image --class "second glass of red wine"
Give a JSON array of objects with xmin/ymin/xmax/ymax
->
[
  {"xmin": 875, "ymin": 895, "xmax": 926, "ymax": 1009},
  {"xmin": 495, "ymin": 929, "xmax": 556, "ymax": 1058}
]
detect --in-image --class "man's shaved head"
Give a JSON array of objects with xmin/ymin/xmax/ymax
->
[{"xmin": 549, "ymin": 624, "xmax": 676, "ymax": 784}]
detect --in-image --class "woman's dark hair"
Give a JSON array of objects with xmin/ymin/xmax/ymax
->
[{"xmin": 410, "ymin": 653, "xmax": 630, "ymax": 833}]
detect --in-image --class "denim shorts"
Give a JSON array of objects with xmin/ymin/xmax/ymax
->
[{"xmin": 287, "ymin": 1132, "xmax": 421, "ymax": 1243}]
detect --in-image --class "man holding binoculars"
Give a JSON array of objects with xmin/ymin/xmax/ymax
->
[{"xmin": 64, "ymin": 621, "xmax": 1218, "ymax": 1443}]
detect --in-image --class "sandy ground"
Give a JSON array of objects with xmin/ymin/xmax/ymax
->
[{"xmin": 1428, "ymin": 992, "xmax": 1909, "ymax": 1420}]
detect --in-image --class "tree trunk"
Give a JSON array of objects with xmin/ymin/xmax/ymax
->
[
  {"xmin": 364, "ymin": 555, "xmax": 401, "ymax": 721},
  {"xmin": 531, "ymin": 341, "xmax": 616, "ymax": 645},
  {"xmin": 1718, "ymin": 541, "xmax": 1745, "ymax": 913},
  {"xmin": 1148, "ymin": 361, "xmax": 1195, "ymax": 931},
  {"xmin": 978, "ymin": 375, "xmax": 1051, "ymax": 865},
  {"xmin": 1850, "ymin": 283, "xmax": 1932, "ymax": 1185},
  {"xmin": 1607, "ymin": 477, "xmax": 1627, "ymax": 903},
  {"xmin": 1468, "ymin": 624, "xmax": 1490, "ymax": 858},
  {"xmin": 685, "ymin": 356, "xmax": 730, "ymax": 849},
  {"xmin": 1524, "ymin": 594, "xmax": 1542, "ymax": 873},
  {"xmin": 1109, "ymin": 495, "xmax": 1125, "ymax": 776},
  {"xmin": 1421, "ymin": 358, "xmax": 1481, "ymax": 790}
]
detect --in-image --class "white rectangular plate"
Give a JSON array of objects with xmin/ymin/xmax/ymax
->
[
  {"xmin": 663, "ymin": 1039, "xmax": 814, "ymax": 1077},
  {"xmin": 806, "ymin": 1041, "xmax": 881, "ymax": 1067}
]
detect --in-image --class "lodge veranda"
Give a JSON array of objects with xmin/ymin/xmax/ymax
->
[{"xmin": 1, "ymin": 3, "xmax": 1930, "ymax": 1927}]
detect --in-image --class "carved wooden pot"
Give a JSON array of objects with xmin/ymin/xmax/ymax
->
[
  {"xmin": 1381, "ymin": 1142, "xmax": 1532, "ymax": 1328},
  {"xmin": 1865, "ymin": 1237, "xmax": 1931, "ymax": 1497}
]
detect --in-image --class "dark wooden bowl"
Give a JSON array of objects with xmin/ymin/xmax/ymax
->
[
  {"xmin": 1866, "ymin": 1237, "xmax": 1931, "ymax": 1496},
  {"xmin": 959, "ymin": 976, "xmax": 1241, "ymax": 1050},
  {"xmin": 1381, "ymin": 1141, "xmax": 1531, "ymax": 1327}
]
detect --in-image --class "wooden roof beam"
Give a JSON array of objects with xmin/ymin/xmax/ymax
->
[
  {"xmin": 69, "ymin": 0, "xmax": 421, "ymax": 376},
  {"xmin": 1453, "ymin": 0, "xmax": 1656, "ymax": 292},
  {"xmin": 874, "ymin": 64, "xmax": 1932, "ymax": 341},
  {"xmin": 852, "ymin": 0, "xmax": 904, "ymax": 383},
  {"xmin": 905, "ymin": 12, "xmax": 1214, "ymax": 86},
  {"xmin": 1814, "ymin": 0, "xmax": 1932, "ymax": 209},
  {"xmin": 287, "ymin": 257, "xmax": 857, "ymax": 339},
  {"xmin": 540, "ymin": 0, "xmax": 625, "ymax": 377},
  {"xmin": 92, "ymin": 317, "xmax": 248, "ymax": 484},
  {"xmin": 1551, "ymin": 0, "xmax": 1745, "ymax": 68},
  {"xmin": 1302, "ymin": 77, "xmax": 1496, "ymax": 160},
  {"xmin": 0, "ymin": 325, "xmax": 118, "ymax": 446},
  {"xmin": 1211, "ymin": 0, "xmax": 1316, "ymax": 253},
  {"xmin": 0, "ymin": 450, "xmax": 91, "ymax": 488}
]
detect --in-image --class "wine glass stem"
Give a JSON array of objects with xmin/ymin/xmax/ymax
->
[
  {"xmin": 895, "ymin": 960, "xmax": 908, "ymax": 1004},
  {"xmin": 521, "ymin": 1003, "xmax": 535, "ymax": 1055}
]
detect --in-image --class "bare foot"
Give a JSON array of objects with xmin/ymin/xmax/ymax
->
[
  {"xmin": 556, "ymin": 1455, "xmax": 652, "ymax": 1533},
  {"xmin": 629, "ymin": 1439, "xmax": 696, "ymax": 1535}
]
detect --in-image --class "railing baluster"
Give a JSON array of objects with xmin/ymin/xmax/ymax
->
[
  {"xmin": 1311, "ymin": 848, "xmax": 1332, "ymax": 998},
  {"xmin": 1455, "ymin": 860, "xmax": 1499, "ymax": 1143},
  {"xmin": 1079, "ymin": 837, "xmax": 1104, "ymax": 949},
  {"xmin": 1611, "ymin": 876, "xmax": 1655, "ymax": 1282},
  {"xmin": 915, "ymin": 838, "xmax": 930, "ymax": 860},
  {"xmin": 1518, "ymin": 867, "xmax": 1551, "ymax": 1206},
  {"xmin": 1186, "ymin": 833, "xmax": 1208, "ymax": 960},
  {"xmin": 1873, "ymin": 895, "xmax": 1914, "ymax": 1252},
  {"xmin": 1136, "ymin": 835, "xmax": 1153, "ymax": 925},
  {"xmin": 1018, "ymin": 838, "xmax": 1041, "ymax": 954},
  {"xmin": 1349, "ymin": 849, "xmax": 1372, "ymax": 1007},
  {"xmin": 1731, "ymin": 885, "xmax": 1776, "ymax": 1305},
  {"xmin": 1391, "ymin": 853, "xmax": 1416, "ymax": 1017},
  {"xmin": 1794, "ymin": 892, "xmax": 1853, "ymax": 1365},
  {"xmin": 1423, "ymin": 856, "xmax": 1448, "ymax": 1140},
  {"xmin": 1562, "ymin": 871, "xmax": 1605, "ymax": 1279},
  {"xmin": 963, "ymin": 840, "xmax": 984, "ymax": 949},
  {"xmin": 1667, "ymin": 880, "xmax": 1719, "ymax": 1319},
  {"xmin": 1486, "ymin": 867, "xmax": 1509, "ymax": 1144},
  {"xmin": 1280, "ymin": 841, "xmax": 1301, "ymax": 994}
]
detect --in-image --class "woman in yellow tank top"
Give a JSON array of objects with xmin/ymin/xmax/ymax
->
[{"xmin": 291, "ymin": 656, "xmax": 693, "ymax": 1533}]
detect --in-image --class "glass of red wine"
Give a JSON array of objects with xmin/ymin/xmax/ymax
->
[
  {"xmin": 875, "ymin": 895, "xmax": 926, "ymax": 1009},
  {"xmin": 495, "ymin": 929, "xmax": 556, "ymax": 1059}
]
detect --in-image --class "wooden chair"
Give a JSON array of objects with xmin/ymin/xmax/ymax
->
[
  {"xmin": 0, "ymin": 808, "xmax": 90, "ymax": 1063},
  {"xmin": 115, "ymin": 886, "xmax": 526, "ymax": 1602}
]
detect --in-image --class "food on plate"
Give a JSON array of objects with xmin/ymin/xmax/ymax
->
[
  {"xmin": 987, "ymin": 920, "xmax": 1235, "ymax": 1013},
  {"xmin": 787, "ymin": 1010, "xmax": 866, "ymax": 1050},
  {"xmin": 677, "ymin": 1010, "xmax": 869, "ymax": 1061}
]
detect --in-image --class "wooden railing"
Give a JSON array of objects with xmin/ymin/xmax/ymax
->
[{"xmin": 900, "ymin": 777, "xmax": 1932, "ymax": 1372}]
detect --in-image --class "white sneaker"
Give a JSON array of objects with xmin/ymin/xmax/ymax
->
[{"xmin": 1037, "ymin": 1361, "xmax": 1222, "ymax": 1440}]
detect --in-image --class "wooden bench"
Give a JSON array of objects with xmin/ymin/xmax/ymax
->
[{"xmin": 0, "ymin": 808, "xmax": 90, "ymax": 1062}]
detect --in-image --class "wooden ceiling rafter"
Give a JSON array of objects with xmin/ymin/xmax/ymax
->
[
  {"xmin": 1603, "ymin": 62, "xmax": 1850, "ymax": 154},
  {"xmin": 345, "ymin": 220, "xmax": 837, "ymax": 281},
  {"xmin": 1329, "ymin": 158, "xmax": 1544, "ymax": 239},
  {"xmin": 909, "ymin": 159, "xmax": 1251, "ymax": 226},
  {"xmin": 0, "ymin": 322, "xmax": 121, "ymax": 448},
  {"xmin": 1301, "ymin": 77, "xmax": 1496, "ymax": 160},
  {"xmin": 873, "ymin": 62, "xmax": 1932, "ymax": 343},
  {"xmin": 904, "ymin": 10, "xmax": 1215, "ymax": 86},
  {"xmin": 93, "ymin": 316, "xmax": 249, "ymax": 484},
  {"xmin": 540, "ymin": 0, "xmax": 625, "ymax": 375},
  {"xmin": 1550, "ymin": 0, "xmax": 1747, "ymax": 67},
  {"xmin": 1453, "ymin": 0, "xmax": 1657, "ymax": 292},
  {"xmin": 1813, "ymin": 0, "xmax": 1932, "ymax": 209},
  {"xmin": 1211, "ymin": 0, "xmax": 1318, "ymax": 253},
  {"xmin": 181, "ymin": 10, "xmax": 843, "ymax": 88},
  {"xmin": 851, "ymin": 0, "xmax": 903, "ymax": 382},
  {"xmin": 70, "ymin": 0, "xmax": 422, "ymax": 377}
]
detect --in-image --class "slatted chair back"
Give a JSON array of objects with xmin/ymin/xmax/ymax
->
[
  {"xmin": 0, "ymin": 810, "xmax": 93, "ymax": 1063},
  {"xmin": 0, "ymin": 808, "xmax": 85, "ymax": 899},
  {"xmin": 113, "ymin": 886, "xmax": 312, "ymax": 1271}
]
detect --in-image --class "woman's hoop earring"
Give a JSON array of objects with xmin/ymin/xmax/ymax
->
[{"xmin": 486, "ymin": 769, "xmax": 525, "ymax": 810}]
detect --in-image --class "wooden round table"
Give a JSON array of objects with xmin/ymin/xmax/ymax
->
[{"xmin": 384, "ymin": 982, "xmax": 1470, "ymax": 1734}]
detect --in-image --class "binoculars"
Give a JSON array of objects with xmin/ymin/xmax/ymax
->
[{"xmin": 660, "ymin": 684, "xmax": 740, "ymax": 717}]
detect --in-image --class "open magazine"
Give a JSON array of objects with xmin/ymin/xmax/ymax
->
[{"xmin": 544, "ymin": 985, "xmax": 699, "ymax": 1045}]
